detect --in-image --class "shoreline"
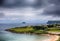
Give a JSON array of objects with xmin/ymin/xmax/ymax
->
[
  {"xmin": 42, "ymin": 34, "xmax": 59, "ymax": 41},
  {"xmin": 6, "ymin": 30, "xmax": 59, "ymax": 41}
]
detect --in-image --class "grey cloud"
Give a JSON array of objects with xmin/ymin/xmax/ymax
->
[
  {"xmin": 43, "ymin": 5, "xmax": 60, "ymax": 17},
  {"xmin": 0, "ymin": 0, "xmax": 60, "ymax": 8},
  {"xmin": 0, "ymin": 0, "xmax": 44, "ymax": 8},
  {"xmin": 0, "ymin": 0, "xmax": 4, "ymax": 6},
  {"xmin": 33, "ymin": 0, "xmax": 43, "ymax": 8},
  {"xmin": 0, "ymin": 0, "xmax": 27, "ymax": 8},
  {"xmin": 0, "ymin": 13, "xmax": 5, "ymax": 18},
  {"xmin": 49, "ymin": 0, "xmax": 60, "ymax": 5},
  {"xmin": 0, "ymin": 0, "xmax": 60, "ymax": 17}
]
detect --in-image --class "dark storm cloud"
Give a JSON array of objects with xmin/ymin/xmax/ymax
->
[
  {"xmin": 49, "ymin": 0, "xmax": 60, "ymax": 5},
  {"xmin": 43, "ymin": 5, "xmax": 60, "ymax": 17},
  {"xmin": 0, "ymin": 0, "xmax": 4, "ymax": 6},
  {"xmin": 0, "ymin": 0, "xmax": 60, "ymax": 8},
  {"xmin": 33, "ymin": 0, "xmax": 43, "ymax": 8},
  {"xmin": 0, "ymin": 0, "xmax": 43, "ymax": 8},
  {"xmin": 0, "ymin": 0, "xmax": 27, "ymax": 8},
  {"xmin": 35, "ymin": 0, "xmax": 60, "ymax": 17},
  {"xmin": 0, "ymin": 0, "xmax": 60, "ymax": 17},
  {"xmin": 38, "ymin": 0, "xmax": 60, "ymax": 17},
  {"xmin": 0, "ymin": 13, "xmax": 5, "ymax": 18}
]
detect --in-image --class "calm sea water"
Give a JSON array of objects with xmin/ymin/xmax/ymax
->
[{"xmin": 0, "ymin": 23, "xmax": 50, "ymax": 41}]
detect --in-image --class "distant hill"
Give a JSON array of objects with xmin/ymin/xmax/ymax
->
[
  {"xmin": 22, "ymin": 22, "xmax": 26, "ymax": 24},
  {"xmin": 47, "ymin": 21, "xmax": 60, "ymax": 24}
]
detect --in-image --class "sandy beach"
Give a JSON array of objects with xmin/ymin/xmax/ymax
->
[
  {"xmin": 43, "ymin": 35, "xmax": 59, "ymax": 41},
  {"xmin": 49, "ymin": 35, "xmax": 59, "ymax": 41}
]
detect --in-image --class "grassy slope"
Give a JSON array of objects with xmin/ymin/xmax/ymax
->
[
  {"xmin": 6, "ymin": 26, "xmax": 48, "ymax": 34},
  {"xmin": 48, "ymin": 28, "xmax": 60, "ymax": 32},
  {"xmin": 6, "ymin": 24, "xmax": 60, "ymax": 34},
  {"xmin": 8, "ymin": 26, "xmax": 34, "ymax": 33}
]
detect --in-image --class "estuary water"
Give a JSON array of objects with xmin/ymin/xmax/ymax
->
[{"xmin": 0, "ymin": 23, "xmax": 50, "ymax": 41}]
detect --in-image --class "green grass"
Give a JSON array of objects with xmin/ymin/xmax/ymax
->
[
  {"xmin": 34, "ymin": 30, "xmax": 48, "ymax": 34},
  {"xmin": 9, "ymin": 27, "xmax": 34, "ymax": 33},
  {"xmin": 48, "ymin": 28, "xmax": 60, "ymax": 32},
  {"xmin": 6, "ymin": 26, "xmax": 48, "ymax": 34},
  {"xmin": 6, "ymin": 24, "xmax": 60, "ymax": 34}
]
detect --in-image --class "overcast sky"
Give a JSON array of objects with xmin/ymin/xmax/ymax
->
[{"xmin": 0, "ymin": 0, "xmax": 60, "ymax": 23}]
